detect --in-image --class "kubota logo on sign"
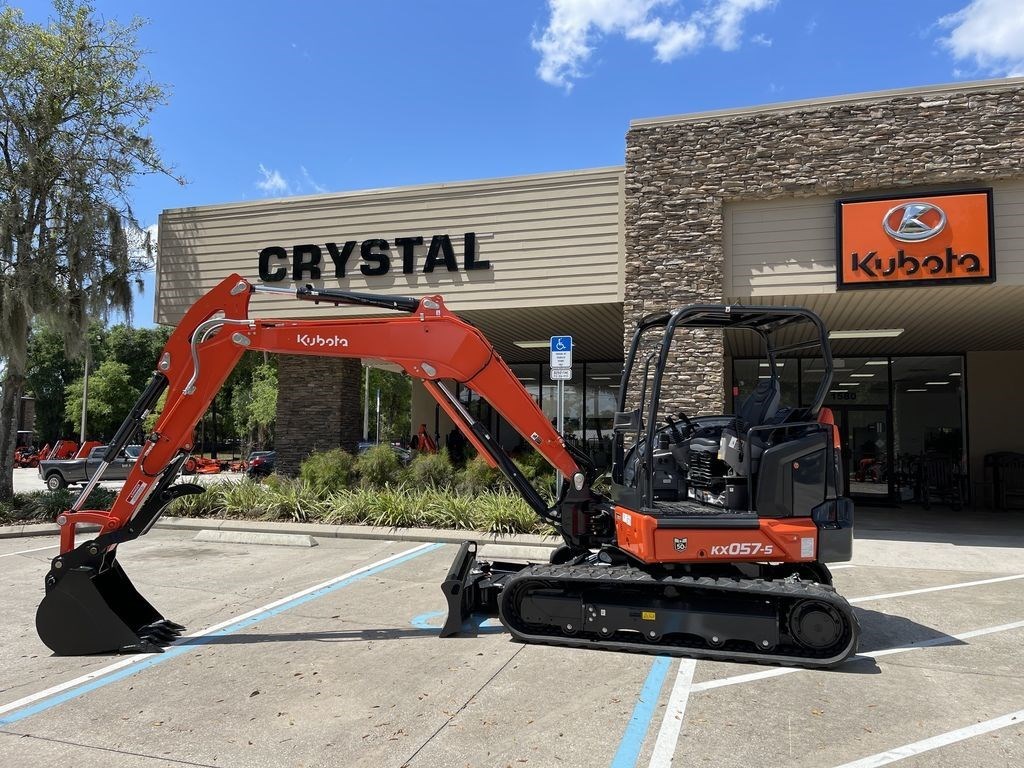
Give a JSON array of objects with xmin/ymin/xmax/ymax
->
[{"xmin": 836, "ymin": 189, "xmax": 994, "ymax": 289}]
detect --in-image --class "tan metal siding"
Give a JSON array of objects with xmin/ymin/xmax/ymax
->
[
  {"xmin": 723, "ymin": 198, "xmax": 835, "ymax": 298},
  {"xmin": 156, "ymin": 168, "xmax": 624, "ymax": 325}
]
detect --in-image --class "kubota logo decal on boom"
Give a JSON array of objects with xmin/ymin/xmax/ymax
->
[{"xmin": 296, "ymin": 333, "xmax": 349, "ymax": 348}]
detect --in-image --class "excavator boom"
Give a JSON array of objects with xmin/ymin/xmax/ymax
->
[{"xmin": 36, "ymin": 274, "xmax": 605, "ymax": 655}]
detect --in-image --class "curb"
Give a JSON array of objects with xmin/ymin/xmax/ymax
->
[{"xmin": 0, "ymin": 517, "xmax": 561, "ymax": 548}]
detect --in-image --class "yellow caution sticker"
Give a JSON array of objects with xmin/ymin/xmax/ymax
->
[{"xmin": 641, "ymin": 611, "xmax": 656, "ymax": 621}]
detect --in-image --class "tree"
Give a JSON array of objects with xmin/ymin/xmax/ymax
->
[
  {"xmin": 360, "ymin": 367, "xmax": 412, "ymax": 443},
  {"xmin": 241, "ymin": 363, "xmax": 278, "ymax": 450},
  {"xmin": 64, "ymin": 359, "xmax": 138, "ymax": 439},
  {"xmin": 102, "ymin": 324, "xmax": 171, "ymax": 387},
  {"xmin": 25, "ymin": 323, "xmax": 82, "ymax": 441},
  {"xmin": 0, "ymin": 2, "xmax": 179, "ymax": 498}
]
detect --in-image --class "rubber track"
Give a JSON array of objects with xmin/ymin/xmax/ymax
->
[{"xmin": 499, "ymin": 563, "xmax": 860, "ymax": 669}]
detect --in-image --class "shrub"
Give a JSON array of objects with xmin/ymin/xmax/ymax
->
[
  {"xmin": 459, "ymin": 456, "xmax": 505, "ymax": 495},
  {"xmin": 159, "ymin": 478, "xmax": 557, "ymax": 536},
  {"xmin": 299, "ymin": 449, "xmax": 356, "ymax": 494},
  {"xmin": 422, "ymin": 488, "xmax": 477, "ymax": 530},
  {"xmin": 355, "ymin": 444, "xmax": 404, "ymax": 489},
  {"xmin": 408, "ymin": 450, "xmax": 455, "ymax": 489},
  {"xmin": 475, "ymin": 489, "xmax": 549, "ymax": 535},
  {"xmin": 512, "ymin": 449, "xmax": 557, "ymax": 500}
]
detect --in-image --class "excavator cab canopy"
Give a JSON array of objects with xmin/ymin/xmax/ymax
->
[{"xmin": 611, "ymin": 305, "xmax": 837, "ymax": 511}]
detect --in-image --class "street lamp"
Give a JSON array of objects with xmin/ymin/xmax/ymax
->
[
  {"xmin": 79, "ymin": 335, "xmax": 101, "ymax": 443},
  {"xmin": 79, "ymin": 348, "xmax": 91, "ymax": 444}
]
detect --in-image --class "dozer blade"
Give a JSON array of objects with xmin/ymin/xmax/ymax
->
[
  {"xmin": 36, "ymin": 558, "xmax": 183, "ymax": 655},
  {"xmin": 439, "ymin": 541, "xmax": 526, "ymax": 637},
  {"xmin": 440, "ymin": 541, "xmax": 481, "ymax": 637}
]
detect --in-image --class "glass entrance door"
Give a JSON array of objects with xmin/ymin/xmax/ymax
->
[{"xmin": 836, "ymin": 406, "xmax": 892, "ymax": 502}]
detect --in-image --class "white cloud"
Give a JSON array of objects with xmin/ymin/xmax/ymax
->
[
  {"xmin": 300, "ymin": 166, "xmax": 328, "ymax": 194},
  {"xmin": 255, "ymin": 163, "xmax": 289, "ymax": 195},
  {"xmin": 940, "ymin": 0, "xmax": 1024, "ymax": 76},
  {"xmin": 707, "ymin": 0, "xmax": 774, "ymax": 51},
  {"xmin": 533, "ymin": 0, "xmax": 775, "ymax": 89},
  {"xmin": 751, "ymin": 32, "xmax": 772, "ymax": 47}
]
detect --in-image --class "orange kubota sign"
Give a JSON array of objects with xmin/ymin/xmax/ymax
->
[{"xmin": 836, "ymin": 189, "xmax": 994, "ymax": 289}]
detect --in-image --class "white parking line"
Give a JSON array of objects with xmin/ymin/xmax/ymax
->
[
  {"xmin": 849, "ymin": 573, "xmax": 1024, "ymax": 603},
  {"xmin": 638, "ymin": 573, "xmax": 1024, "ymax": 765},
  {"xmin": 648, "ymin": 659, "xmax": 695, "ymax": 767},
  {"xmin": 690, "ymin": 618, "xmax": 1024, "ymax": 693},
  {"xmin": 0, "ymin": 542, "xmax": 439, "ymax": 721},
  {"xmin": 831, "ymin": 708, "xmax": 1024, "ymax": 768},
  {"xmin": 0, "ymin": 544, "xmax": 58, "ymax": 558}
]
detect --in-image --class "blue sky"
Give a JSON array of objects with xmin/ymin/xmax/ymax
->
[{"xmin": 15, "ymin": 0, "xmax": 1024, "ymax": 324}]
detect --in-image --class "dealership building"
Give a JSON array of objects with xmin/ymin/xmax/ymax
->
[{"xmin": 157, "ymin": 78, "xmax": 1024, "ymax": 507}]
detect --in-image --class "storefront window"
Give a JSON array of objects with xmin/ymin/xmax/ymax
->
[
  {"xmin": 892, "ymin": 356, "xmax": 965, "ymax": 460},
  {"xmin": 584, "ymin": 362, "xmax": 621, "ymax": 471},
  {"xmin": 461, "ymin": 362, "xmax": 624, "ymax": 472},
  {"xmin": 541, "ymin": 364, "xmax": 584, "ymax": 441},
  {"xmin": 802, "ymin": 358, "xmax": 890, "ymax": 407}
]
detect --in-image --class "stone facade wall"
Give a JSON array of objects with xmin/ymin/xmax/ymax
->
[
  {"xmin": 625, "ymin": 81, "xmax": 1024, "ymax": 416},
  {"xmin": 275, "ymin": 356, "xmax": 362, "ymax": 475}
]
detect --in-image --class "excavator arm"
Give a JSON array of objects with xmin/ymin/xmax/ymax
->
[{"xmin": 36, "ymin": 274, "xmax": 610, "ymax": 655}]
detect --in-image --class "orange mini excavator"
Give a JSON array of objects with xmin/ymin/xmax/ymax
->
[{"xmin": 36, "ymin": 274, "xmax": 858, "ymax": 667}]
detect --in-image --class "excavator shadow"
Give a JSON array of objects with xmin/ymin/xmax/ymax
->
[
  {"xmin": 174, "ymin": 614, "xmax": 505, "ymax": 646},
  {"xmin": 176, "ymin": 627, "xmax": 445, "ymax": 645},
  {"xmin": 830, "ymin": 607, "xmax": 970, "ymax": 675}
]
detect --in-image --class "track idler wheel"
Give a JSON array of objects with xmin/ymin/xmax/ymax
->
[
  {"xmin": 36, "ymin": 555, "xmax": 184, "ymax": 655},
  {"xmin": 787, "ymin": 599, "xmax": 844, "ymax": 652}
]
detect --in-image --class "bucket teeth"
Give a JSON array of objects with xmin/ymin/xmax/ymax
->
[{"xmin": 138, "ymin": 622, "xmax": 180, "ymax": 643}]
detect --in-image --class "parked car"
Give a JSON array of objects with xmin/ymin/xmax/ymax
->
[
  {"xmin": 38, "ymin": 445, "xmax": 142, "ymax": 491},
  {"xmin": 246, "ymin": 451, "xmax": 276, "ymax": 479}
]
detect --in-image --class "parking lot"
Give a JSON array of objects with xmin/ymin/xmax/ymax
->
[{"xmin": 1, "ymin": 527, "xmax": 1022, "ymax": 768}]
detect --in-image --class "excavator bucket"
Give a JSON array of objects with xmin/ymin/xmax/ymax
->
[{"xmin": 36, "ymin": 556, "xmax": 183, "ymax": 655}]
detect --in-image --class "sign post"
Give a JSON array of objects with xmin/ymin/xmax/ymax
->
[{"xmin": 550, "ymin": 336, "xmax": 573, "ymax": 488}]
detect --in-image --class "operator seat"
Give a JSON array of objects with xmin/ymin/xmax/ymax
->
[
  {"xmin": 718, "ymin": 378, "xmax": 781, "ymax": 477},
  {"xmin": 685, "ymin": 378, "xmax": 780, "ymax": 459}
]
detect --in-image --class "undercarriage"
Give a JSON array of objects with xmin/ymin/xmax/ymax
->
[{"xmin": 443, "ymin": 542, "xmax": 859, "ymax": 668}]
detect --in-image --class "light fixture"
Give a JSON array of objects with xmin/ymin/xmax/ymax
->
[
  {"xmin": 518, "ymin": 377, "xmax": 536, "ymax": 382},
  {"xmin": 590, "ymin": 376, "xmax": 614, "ymax": 381},
  {"xmin": 837, "ymin": 382, "xmax": 860, "ymax": 387},
  {"xmin": 906, "ymin": 388, "xmax": 927, "ymax": 392},
  {"xmin": 829, "ymin": 389, "xmax": 846, "ymax": 394},
  {"xmin": 865, "ymin": 360, "xmax": 888, "ymax": 366},
  {"xmin": 925, "ymin": 381, "xmax": 949, "ymax": 385},
  {"xmin": 950, "ymin": 372, "xmax": 962, "ymax": 377},
  {"xmin": 759, "ymin": 361, "xmax": 786, "ymax": 368},
  {"xmin": 514, "ymin": 340, "xmax": 550, "ymax": 349},
  {"xmin": 828, "ymin": 329, "xmax": 904, "ymax": 339},
  {"xmin": 850, "ymin": 373, "xmax": 875, "ymax": 378}
]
